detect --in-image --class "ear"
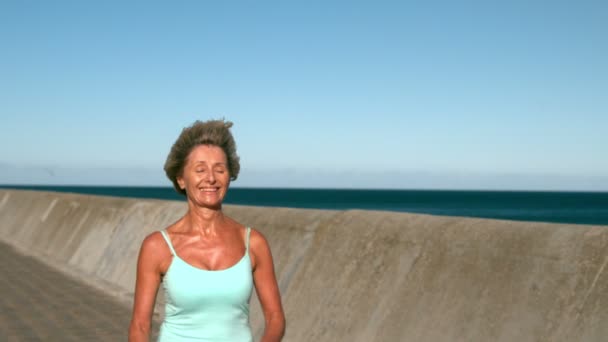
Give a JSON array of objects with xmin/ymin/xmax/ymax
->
[{"xmin": 177, "ymin": 176, "xmax": 185, "ymax": 190}]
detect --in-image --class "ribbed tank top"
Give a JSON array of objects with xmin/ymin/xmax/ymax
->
[{"xmin": 158, "ymin": 228, "xmax": 253, "ymax": 342}]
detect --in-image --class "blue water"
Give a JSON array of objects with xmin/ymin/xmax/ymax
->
[{"xmin": 2, "ymin": 185, "xmax": 608, "ymax": 226}]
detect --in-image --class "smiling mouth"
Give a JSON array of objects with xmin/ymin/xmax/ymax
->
[{"xmin": 200, "ymin": 187, "xmax": 219, "ymax": 192}]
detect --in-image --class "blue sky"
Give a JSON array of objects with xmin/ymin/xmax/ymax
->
[{"xmin": 1, "ymin": 1, "xmax": 607, "ymax": 190}]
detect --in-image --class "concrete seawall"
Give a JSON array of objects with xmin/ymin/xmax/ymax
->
[{"xmin": 1, "ymin": 189, "xmax": 607, "ymax": 341}]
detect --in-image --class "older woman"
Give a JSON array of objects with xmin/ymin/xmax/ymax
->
[{"xmin": 129, "ymin": 120, "xmax": 285, "ymax": 342}]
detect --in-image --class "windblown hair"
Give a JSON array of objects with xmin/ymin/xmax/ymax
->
[{"xmin": 164, "ymin": 119, "xmax": 240, "ymax": 196}]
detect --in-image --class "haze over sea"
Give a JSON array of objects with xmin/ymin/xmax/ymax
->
[{"xmin": 3, "ymin": 185, "xmax": 607, "ymax": 226}]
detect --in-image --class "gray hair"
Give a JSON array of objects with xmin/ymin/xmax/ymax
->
[{"xmin": 164, "ymin": 119, "xmax": 240, "ymax": 196}]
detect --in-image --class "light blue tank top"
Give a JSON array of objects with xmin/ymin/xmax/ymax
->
[{"xmin": 158, "ymin": 228, "xmax": 253, "ymax": 342}]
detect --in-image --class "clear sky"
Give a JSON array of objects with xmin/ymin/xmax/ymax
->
[{"xmin": 1, "ymin": 1, "xmax": 607, "ymax": 190}]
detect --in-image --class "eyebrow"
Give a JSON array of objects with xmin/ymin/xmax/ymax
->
[{"xmin": 193, "ymin": 161, "xmax": 227, "ymax": 167}]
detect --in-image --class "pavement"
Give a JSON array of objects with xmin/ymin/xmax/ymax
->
[{"xmin": 0, "ymin": 240, "xmax": 160, "ymax": 341}]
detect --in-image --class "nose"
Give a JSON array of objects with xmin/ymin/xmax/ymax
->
[{"xmin": 206, "ymin": 171, "xmax": 216, "ymax": 183}]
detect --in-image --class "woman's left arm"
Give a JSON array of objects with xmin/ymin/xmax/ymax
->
[{"xmin": 250, "ymin": 229, "xmax": 286, "ymax": 342}]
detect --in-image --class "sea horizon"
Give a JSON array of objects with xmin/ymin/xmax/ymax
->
[
  {"xmin": 3, "ymin": 183, "xmax": 608, "ymax": 193},
  {"xmin": 2, "ymin": 184, "xmax": 608, "ymax": 226}
]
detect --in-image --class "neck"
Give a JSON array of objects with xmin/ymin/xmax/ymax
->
[{"xmin": 182, "ymin": 202, "xmax": 226, "ymax": 236}]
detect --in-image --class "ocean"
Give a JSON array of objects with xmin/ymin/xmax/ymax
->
[{"xmin": 2, "ymin": 185, "xmax": 608, "ymax": 226}]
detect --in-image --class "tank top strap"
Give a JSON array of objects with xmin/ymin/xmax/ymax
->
[
  {"xmin": 245, "ymin": 227, "xmax": 251, "ymax": 251},
  {"xmin": 159, "ymin": 230, "xmax": 177, "ymax": 256}
]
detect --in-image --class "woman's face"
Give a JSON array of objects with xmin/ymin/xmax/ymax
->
[{"xmin": 177, "ymin": 144, "xmax": 230, "ymax": 209}]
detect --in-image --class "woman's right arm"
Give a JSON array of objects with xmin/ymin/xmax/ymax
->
[{"xmin": 129, "ymin": 233, "xmax": 163, "ymax": 341}]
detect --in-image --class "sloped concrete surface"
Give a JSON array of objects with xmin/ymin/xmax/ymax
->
[
  {"xmin": 0, "ymin": 189, "xmax": 607, "ymax": 341},
  {"xmin": 0, "ymin": 239, "xmax": 160, "ymax": 341}
]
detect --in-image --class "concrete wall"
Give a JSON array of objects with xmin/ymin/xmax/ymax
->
[{"xmin": 1, "ymin": 189, "xmax": 607, "ymax": 341}]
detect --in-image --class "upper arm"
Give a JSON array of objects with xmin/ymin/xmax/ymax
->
[
  {"xmin": 250, "ymin": 229, "xmax": 284, "ymax": 320},
  {"xmin": 131, "ymin": 232, "xmax": 164, "ymax": 328}
]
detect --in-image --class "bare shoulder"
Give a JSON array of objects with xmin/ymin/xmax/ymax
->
[
  {"xmin": 249, "ymin": 227, "xmax": 271, "ymax": 250},
  {"xmin": 140, "ymin": 230, "xmax": 167, "ymax": 251},
  {"xmin": 248, "ymin": 228, "xmax": 275, "ymax": 269},
  {"xmin": 138, "ymin": 230, "xmax": 172, "ymax": 270}
]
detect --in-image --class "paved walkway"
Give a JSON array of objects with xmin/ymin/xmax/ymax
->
[{"xmin": 0, "ymin": 241, "xmax": 159, "ymax": 341}]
